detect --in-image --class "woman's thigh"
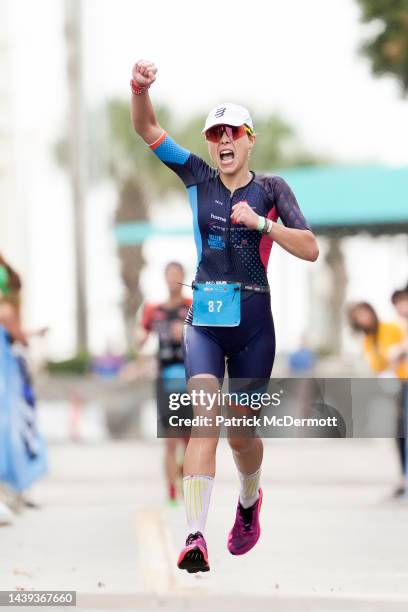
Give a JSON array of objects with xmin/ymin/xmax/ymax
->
[
  {"xmin": 183, "ymin": 324, "xmax": 225, "ymax": 381},
  {"xmin": 227, "ymin": 319, "xmax": 276, "ymax": 379}
]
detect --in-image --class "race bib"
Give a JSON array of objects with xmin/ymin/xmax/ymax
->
[{"xmin": 192, "ymin": 283, "xmax": 241, "ymax": 327}]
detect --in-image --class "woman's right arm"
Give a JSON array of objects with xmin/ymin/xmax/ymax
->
[
  {"xmin": 130, "ymin": 60, "xmax": 214, "ymax": 187},
  {"xmin": 130, "ymin": 60, "xmax": 164, "ymax": 145}
]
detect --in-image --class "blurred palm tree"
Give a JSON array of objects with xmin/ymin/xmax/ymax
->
[
  {"xmin": 357, "ymin": 0, "xmax": 408, "ymax": 94},
  {"xmin": 112, "ymin": 180, "xmax": 145, "ymax": 346},
  {"xmin": 64, "ymin": 0, "xmax": 88, "ymax": 354}
]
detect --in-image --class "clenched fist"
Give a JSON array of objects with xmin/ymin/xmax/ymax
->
[
  {"xmin": 230, "ymin": 201, "xmax": 260, "ymax": 230},
  {"xmin": 132, "ymin": 59, "xmax": 158, "ymax": 88}
]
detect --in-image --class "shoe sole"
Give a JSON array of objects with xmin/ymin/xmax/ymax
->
[
  {"xmin": 177, "ymin": 546, "xmax": 210, "ymax": 573},
  {"xmin": 228, "ymin": 488, "xmax": 263, "ymax": 556}
]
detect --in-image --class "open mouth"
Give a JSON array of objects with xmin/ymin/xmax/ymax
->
[{"xmin": 219, "ymin": 148, "xmax": 235, "ymax": 164}]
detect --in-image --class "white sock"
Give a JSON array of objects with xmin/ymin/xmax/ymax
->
[
  {"xmin": 183, "ymin": 475, "xmax": 213, "ymax": 535},
  {"xmin": 238, "ymin": 467, "xmax": 261, "ymax": 508}
]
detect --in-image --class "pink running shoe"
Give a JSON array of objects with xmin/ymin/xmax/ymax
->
[
  {"xmin": 227, "ymin": 488, "xmax": 263, "ymax": 555},
  {"xmin": 177, "ymin": 531, "xmax": 210, "ymax": 573}
]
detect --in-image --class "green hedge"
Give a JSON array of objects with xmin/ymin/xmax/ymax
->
[{"xmin": 46, "ymin": 351, "xmax": 90, "ymax": 375}]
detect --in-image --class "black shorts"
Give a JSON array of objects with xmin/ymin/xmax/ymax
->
[{"xmin": 183, "ymin": 293, "xmax": 276, "ymax": 381}]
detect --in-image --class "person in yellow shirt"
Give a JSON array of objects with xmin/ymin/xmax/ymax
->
[
  {"xmin": 348, "ymin": 301, "xmax": 408, "ymax": 378},
  {"xmin": 348, "ymin": 301, "xmax": 408, "ymax": 496}
]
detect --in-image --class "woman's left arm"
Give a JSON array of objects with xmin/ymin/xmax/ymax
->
[
  {"xmin": 264, "ymin": 225, "xmax": 319, "ymax": 262},
  {"xmin": 269, "ymin": 175, "xmax": 318, "ymax": 261},
  {"xmin": 231, "ymin": 175, "xmax": 318, "ymax": 262}
]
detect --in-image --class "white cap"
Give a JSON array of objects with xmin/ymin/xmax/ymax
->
[{"xmin": 202, "ymin": 103, "xmax": 254, "ymax": 133}]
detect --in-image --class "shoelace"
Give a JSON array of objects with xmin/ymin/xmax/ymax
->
[{"xmin": 186, "ymin": 531, "xmax": 203, "ymax": 546}]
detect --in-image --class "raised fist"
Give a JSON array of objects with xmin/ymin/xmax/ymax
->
[{"xmin": 132, "ymin": 59, "xmax": 158, "ymax": 88}]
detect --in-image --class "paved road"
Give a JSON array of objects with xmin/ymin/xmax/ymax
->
[{"xmin": 1, "ymin": 439, "xmax": 408, "ymax": 611}]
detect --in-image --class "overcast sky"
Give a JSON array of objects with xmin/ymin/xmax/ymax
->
[
  {"xmin": 11, "ymin": 0, "xmax": 408, "ymax": 165},
  {"xmin": 84, "ymin": 0, "xmax": 408, "ymax": 165}
]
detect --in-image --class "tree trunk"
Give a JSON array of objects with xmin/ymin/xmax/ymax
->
[
  {"xmin": 65, "ymin": 0, "xmax": 88, "ymax": 354},
  {"xmin": 325, "ymin": 236, "xmax": 347, "ymax": 354},
  {"xmin": 115, "ymin": 180, "xmax": 147, "ymax": 351}
]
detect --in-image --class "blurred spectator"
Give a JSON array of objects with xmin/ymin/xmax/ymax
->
[
  {"xmin": 0, "ymin": 255, "xmax": 48, "ymax": 517},
  {"xmin": 0, "ymin": 254, "xmax": 48, "ymax": 345},
  {"xmin": 390, "ymin": 285, "xmax": 408, "ymax": 497},
  {"xmin": 138, "ymin": 262, "xmax": 192, "ymax": 505},
  {"xmin": 347, "ymin": 302, "xmax": 407, "ymax": 378},
  {"xmin": 347, "ymin": 301, "xmax": 408, "ymax": 496},
  {"xmin": 0, "ymin": 254, "xmax": 27, "ymax": 345}
]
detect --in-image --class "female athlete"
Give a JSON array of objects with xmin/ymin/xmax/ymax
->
[{"xmin": 130, "ymin": 59, "xmax": 319, "ymax": 573}]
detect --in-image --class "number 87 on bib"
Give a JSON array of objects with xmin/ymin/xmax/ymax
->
[{"xmin": 192, "ymin": 283, "xmax": 241, "ymax": 327}]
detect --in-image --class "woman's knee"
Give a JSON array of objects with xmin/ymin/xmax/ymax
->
[{"xmin": 228, "ymin": 436, "xmax": 257, "ymax": 454}]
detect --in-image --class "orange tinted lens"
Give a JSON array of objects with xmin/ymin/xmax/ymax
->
[
  {"xmin": 205, "ymin": 125, "xmax": 224, "ymax": 142},
  {"xmin": 230, "ymin": 125, "xmax": 247, "ymax": 139}
]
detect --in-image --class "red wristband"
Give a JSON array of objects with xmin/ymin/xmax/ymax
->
[{"xmin": 130, "ymin": 78, "xmax": 149, "ymax": 95}]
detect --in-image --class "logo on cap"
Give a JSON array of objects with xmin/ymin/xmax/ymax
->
[{"xmin": 214, "ymin": 107, "xmax": 226, "ymax": 118}]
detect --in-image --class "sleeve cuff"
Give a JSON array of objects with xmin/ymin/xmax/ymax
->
[{"xmin": 148, "ymin": 131, "xmax": 167, "ymax": 150}]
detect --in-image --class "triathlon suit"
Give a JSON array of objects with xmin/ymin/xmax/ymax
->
[
  {"xmin": 149, "ymin": 132, "xmax": 311, "ymax": 382},
  {"xmin": 142, "ymin": 299, "xmax": 193, "ymax": 431}
]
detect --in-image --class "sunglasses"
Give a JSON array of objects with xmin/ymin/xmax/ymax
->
[{"xmin": 205, "ymin": 124, "xmax": 253, "ymax": 143}]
